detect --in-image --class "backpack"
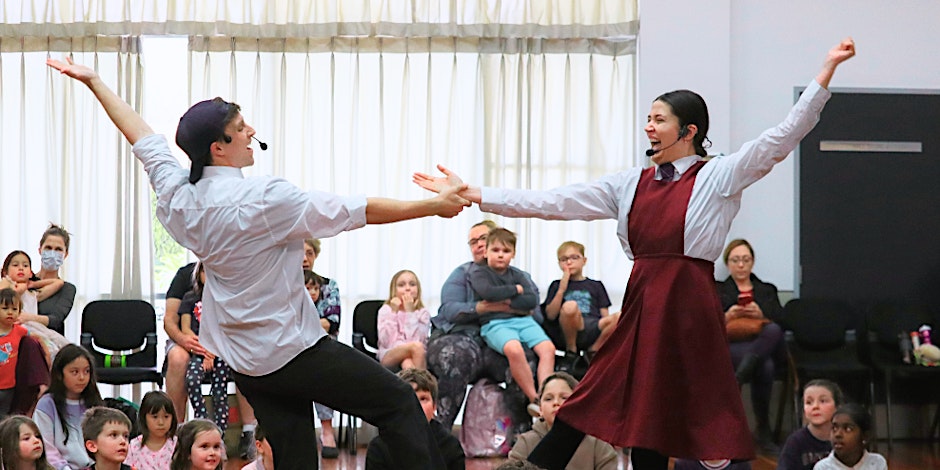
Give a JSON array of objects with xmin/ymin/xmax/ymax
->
[
  {"xmin": 104, "ymin": 397, "xmax": 141, "ymax": 439},
  {"xmin": 459, "ymin": 379, "xmax": 513, "ymax": 457}
]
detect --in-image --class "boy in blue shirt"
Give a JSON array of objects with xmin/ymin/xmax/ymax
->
[{"xmin": 542, "ymin": 241, "xmax": 617, "ymax": 371}]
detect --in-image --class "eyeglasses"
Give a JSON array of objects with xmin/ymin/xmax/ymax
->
[
  {"xmin": 728, "ymin": 257, "xmax": 753, "ymax": 265},
  {"xmin": 467, "ymin": 235, "xmax": 488, "ymax": 246},
  {"xmin": 558, "ymin": 255, "xmax": 584, "ymax": 263}
]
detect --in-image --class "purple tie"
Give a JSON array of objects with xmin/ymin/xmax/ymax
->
[{"xmin": 659, "ymin": 162, "xmax": 675, "ymax": 182}]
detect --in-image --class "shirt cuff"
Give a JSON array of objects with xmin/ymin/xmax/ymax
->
[
  {"xmin": 346, "ymin": 194, "xmax": 369, "ymax": 230},
  {"xmin": 479, "ymin": 186, "xmax": 500, "ymax": 212},
  {"xmin": 805, "ymin": 79, "xmax": 832, "ymax": 103}
]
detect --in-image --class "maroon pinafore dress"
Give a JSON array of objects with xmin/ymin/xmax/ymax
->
[{"xmin": 556, "ymin": 161, "xmax": 755, "ymax": 460}]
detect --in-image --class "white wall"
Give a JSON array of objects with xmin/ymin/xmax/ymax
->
[{"xmin": 639, "ymin": 0, "xmax": 940, "ymax": 291}]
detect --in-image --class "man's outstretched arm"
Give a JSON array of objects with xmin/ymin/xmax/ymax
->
[
  {"xmin": 366, "ymin": 169, "xmax": 470, "ymax": 223},
  {"xmin": 365, "ymin": 190, "xmax": 469, "ymax": 224},
  {"xmin": 48, "ymin": 57, "xmax": 154, "ymax": 145}
]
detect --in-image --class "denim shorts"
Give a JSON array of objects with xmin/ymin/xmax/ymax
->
[{"xmin": 480, "ymin": 316, "xmax": 550, "ymax": 353}]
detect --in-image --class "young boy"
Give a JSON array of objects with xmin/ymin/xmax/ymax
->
[
  {"xmin": 241, "ymin": 424, "xmax": 274, "ymax": 470},
  {"xmin": 366, "ymin": 369, "xmax": 465, "ymax": 470},
  {"xmin": 541, "ymin": 241, "xmax": 617, "ymax": 370},
  {"xmin": 303, "ymin": 270, "xmax": 326, "ymax": 330},
  {"xmin": 81, "ymin": 406, "xmax": 133, "ymax": 470},
  {"xmin": 467, "ymin": 228, "xmax": 555, "ymax": 416}
]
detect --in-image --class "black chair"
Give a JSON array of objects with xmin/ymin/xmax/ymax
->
[
  {"xmin": 784, "ymin": 298, "xmax": 874, "ymax": 435},
  {"xmin": 864, "ymin": 301, "xmax": 940, "ymax": 448},
  {"xmin": 80, "ymin": 300, "xmax": 163, "ymax": 402},
  {"xmin": 351, "ymin": 300, "xmax": 384, "ymax": 361},
  {"xmin": 340, "ymin": 299, "xmax": 384, "ymax": 454}
]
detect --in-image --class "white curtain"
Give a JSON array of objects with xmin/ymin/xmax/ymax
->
[
  {"xmin": 0, "ymin": 0, "xmax": 637, "ymax": 40},
  {"xmin": 186, "ymin": 37, "xmax": 635, "ymax": 343},
  {"xmin": 0, "ymin": 37, "xmax": 151, "ymax": 341}
]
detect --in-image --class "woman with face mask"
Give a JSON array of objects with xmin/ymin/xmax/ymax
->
[{"xmin": 18, "ymin": 224, "xmax": 76, "ymax": 335}]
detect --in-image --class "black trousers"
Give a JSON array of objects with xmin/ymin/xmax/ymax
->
[{"xmin": 233, "ymin": 338, "xmax": 443, "ymax": 470}]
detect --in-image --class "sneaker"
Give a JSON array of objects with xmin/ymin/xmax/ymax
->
[
  {"xmin": 527, "ymin": 402, "xmax": 542, "ymax": 418},
  {"xmin": 556, "ymin": 350, "xmax": 579, "ymax": 373},
  {"xmin": 238, "ymin": 429, "xmax": 256, "ymax": 461}
]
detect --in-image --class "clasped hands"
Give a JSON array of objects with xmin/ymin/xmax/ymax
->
[{"xmin": 414, "ymin": 164, "xmax": 480, "ymax": 207}]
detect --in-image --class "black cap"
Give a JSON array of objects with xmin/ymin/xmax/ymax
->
[{"xmin": 175, "ymin": 99, "xmax": 232, "ymax": 184}]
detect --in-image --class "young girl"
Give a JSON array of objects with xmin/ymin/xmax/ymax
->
[
  {"xmin": 170, "ymin": 419, "xmax": 223, "ymax": 470},
  {"xmin": 180, "ymin": 263, "xmax": 231, "ymax": 433},
  {"xmin": 0, "ymin": 251, "xmax": 64, "ymax": 318},
  {"xmin": 33, "ymin": 344, "xmax": 102, "ymax": 469},
  {"xmin": 0, "ymin": 415, "xmax": 54, "ymax": 470},
  {"xmin": 126, "ymin": 390, "xmax": 178, "ymax": 470},
  {"xmin": 778, "ymin": 380, "xmax": 844, "ymax": 470},
  {"xmin": 813, "ymin": 403, "xmax": 887, "ymax": 470},
  {"xmin": 509, "ymin": 372, "xmax": 617, "ymax": 469},
  {"xmin": 239, "ymin": 424, "xmax": 273, "ymax": 470},
  {"xmin": 376, "ymin": 270, "xmax": 431, "ymax": 370},
  {"xmin": 0, "ymin": 288, "xmax": 30, "ymax": 416},
  {"xmin": 1, "ymin": 252, "xmax": 69, "ymax": 365}
]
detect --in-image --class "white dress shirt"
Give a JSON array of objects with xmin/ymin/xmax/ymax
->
[
  {"xmin": 481, "ymin": 80, "xmax": 830, "ymax": 263},
  {"xmin": 134, "ymin": 135, "xmax": 367, "ymax": 375}
]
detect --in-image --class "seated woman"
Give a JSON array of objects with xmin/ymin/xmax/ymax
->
[
  {"xmin": 717, "ymin": 238, "xmax": 786, "ymax": 454},
  {"xmin": 28, "ymin": 224, "xmax": 76, "ymax": 336}
]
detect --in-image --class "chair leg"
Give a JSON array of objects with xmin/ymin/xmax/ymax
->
[
  {"xmin": 337, "ymin": 414, "xmax": 346, "ymax": 449},
  {"xmin": 343, "ymin": 413, "xmax": 352, "ymax": 451},
  {"xmin": 884, "ymin": 372, "xmax": 892, "ymax": 451},
  {"xmin": 348, "ymin": 416, "xmax": 358, "ymax": 454},
  {"xmin": 931, "ymin": 403, "xmax": 940, "ymax": 440},
  {"xmin": 335, "ymin": 413, "xmax": 345, "ymax": 449},
  {"xmin": 774, "ymin": 376, "xmax": 789, "ymax": 442},
  {"xmin": 866, "ymin": 376, "xmax": 878, "ymax": 453},
  {"xmin": 793, "ymin": 382, "xmax": 802, "ymax": 432},
  {"xmin": 788, "ymin": 353, "xmax": 803, "ymax": 432}
]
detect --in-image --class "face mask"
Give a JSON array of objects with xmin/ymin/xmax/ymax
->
[{"xmin": 41, "ymin": 250, "xmax": 65, "ymax": 271}]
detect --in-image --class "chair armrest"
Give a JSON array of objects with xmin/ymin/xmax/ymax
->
[
  {"xmin": 80, "ymin": 333, "xmax": 93, "ymax": 349},
  {"xmin": 352, "ymin": 332, "xmax": 365, "ymax": 352},
  {"xmin": 145, "ymin": 332, "xmax": 157, "ymax": 347}
]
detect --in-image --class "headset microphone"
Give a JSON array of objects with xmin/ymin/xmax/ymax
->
[
  {"xmin": 252, "ymin": 136, "xmax": 269, "ymax": 151},
  {"xmin": 645, "ymin": 126, "xmax": 688, "ymax": 157}
]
